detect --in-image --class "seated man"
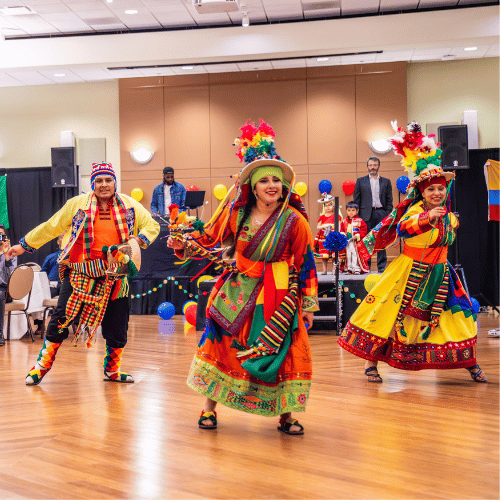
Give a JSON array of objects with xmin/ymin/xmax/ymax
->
[{"xmin": 0, "ymin": 225, "xmax": 17, "ymax": 346}]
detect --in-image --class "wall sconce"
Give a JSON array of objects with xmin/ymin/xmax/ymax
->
[
  {"xmin": 130, "ymin": 141, "xmax": 154, "ymax": 164},
  {"xmin": 369, "ymin": 138, "xmax": 392, "ymax": 155}
]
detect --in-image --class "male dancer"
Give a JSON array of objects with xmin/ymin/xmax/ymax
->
[{"xmin": 9, "ymin": 163, "xmax": 159, "ymax": 385}]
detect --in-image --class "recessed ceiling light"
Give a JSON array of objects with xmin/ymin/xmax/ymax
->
[
  {"xmin": 125, "ymin": 9, "xmax": 138, "ymax": 14},
  {"xmin": 464, "ymin": 47, "xmax": 478, "ymax": 51},
  {"xmin": 182, "ymin": 66, "xmax": 194, "ymax": 70},
  {"xmin": 316, "ymin": 57, "xmax": 329, "ymax": 62},
  {"xmin": 54, "ymin": 73, "xmax": 66, "ymax": 77}
]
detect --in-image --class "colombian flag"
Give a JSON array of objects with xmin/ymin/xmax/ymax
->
[{"xmin": 484, "ymin": 159, "xmax": 499, "ymax": 221}]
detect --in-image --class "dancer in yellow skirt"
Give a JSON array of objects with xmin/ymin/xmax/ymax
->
[{"xmin": 338, "ymin": 121, "xmax": 487, "ymax": 383}]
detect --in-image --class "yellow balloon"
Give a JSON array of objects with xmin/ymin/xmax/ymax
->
[
  {"xmin": 364, "ymin": 273, "xmax": 381, "ymax": 293},
  {"xmin": 197, "ymin": 275, "xmax": 214, "ymax": 288},
  {"xmin": 131, "ymin": 188, "xmax": 143, "ymax": 202},
  {"xmin": 295, "ymin": 182, "xmax": 307, "ymax": 196},
  {"xmin": 214, "ymin": 184, "xmax": 228, "ymax": 200}
]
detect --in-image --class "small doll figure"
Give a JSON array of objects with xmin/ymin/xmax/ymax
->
[
  {"xmin": 339, "ymin": 201, "xmax": 369, "ymax": 274},
  {"xmin": 314, "ymin": 193, "xmax": 342, "ymax": 275}
]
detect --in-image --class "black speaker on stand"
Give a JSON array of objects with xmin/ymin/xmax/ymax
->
[
  {"xmin": 51, "ymin": 147, "xmax": 77, "ymax": 205},
  {"xmin": 438, "ymin": 125, "xmax": 470, "ymax": 289}
]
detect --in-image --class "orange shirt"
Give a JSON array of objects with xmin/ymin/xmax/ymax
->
[{"xmin": 69, "ymin": 203, "xmax": 121, "ymax": 263}]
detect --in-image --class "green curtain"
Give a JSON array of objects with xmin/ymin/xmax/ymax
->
[{"xmin": 0, "ymin": 175, "xmax": 9, "ymax": 228}]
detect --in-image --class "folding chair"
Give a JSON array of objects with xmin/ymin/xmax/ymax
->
[{"xmin": 5, "ymin": 264, "xmax": 35, "ymax": 341}]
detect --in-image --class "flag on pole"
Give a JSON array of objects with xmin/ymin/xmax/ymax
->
[
  {"xmin": 484, "ymin": 159, "xmax": 500, "ymax": 221},
  {"xmin": 0, "ymin": 175, "xmax": 9, "ymax": 228}
]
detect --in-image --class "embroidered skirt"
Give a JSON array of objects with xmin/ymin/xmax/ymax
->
[
  {"xmin": 338, "ymin": 253, "xmax": 478, "ymax": 370},
  {"xmin": 187, "ymin": 284, "xmax": 312, "ymax": 417}
]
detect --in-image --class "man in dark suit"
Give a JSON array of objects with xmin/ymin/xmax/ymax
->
[{"xmin": 353, "ymin": 157, "xmax": 393, "ymax": 272}]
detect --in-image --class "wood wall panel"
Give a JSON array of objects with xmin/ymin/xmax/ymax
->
[
  {"xmin": 119, "ymin": 78, "xmax": 165, "ymax": 203},
  {"xmin": 355, "ymin": 63, "xmax": 407, "ymax": 165},
  {"xmin": 307, "ymin": 76, "xmax": 357, "ymax": 165},
  {"xmin": 163, "ymin": 85, "xmax": 211, "ymax": 172},
  {"xmin": 209, "ymin": 80, "xmax": 308, "ymax": 170}
]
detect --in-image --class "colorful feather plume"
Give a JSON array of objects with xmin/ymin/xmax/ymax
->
[
  {"xmin": 233, "ymin": 118, "xmax": 282, "ymax": 164},
  {"xmin": 390, "ymin": 121, "xmax": 442, "ymax": 175}
]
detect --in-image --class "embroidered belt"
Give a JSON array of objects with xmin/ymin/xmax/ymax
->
[{"xmin": 403, "ymin": 245, "xmax": 447, "ymax": 264}]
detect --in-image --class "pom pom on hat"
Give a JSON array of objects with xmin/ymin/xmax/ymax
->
[{"xmin": 90, "ymin": 162, "xmax": 116, "ymax": 190}]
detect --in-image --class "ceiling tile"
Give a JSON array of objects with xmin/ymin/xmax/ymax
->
[
  {"xmin": 237, "ymin": 60, "xmax": 273, "ymax": 71},
  {"xmin": 69, "ymin": 2, "xmax": 110, "ymax": 12},
  {"xmin": 27, "ymin": 4, "xmax": 71, "ymax": 14},
  {"xmin": 0, "ymin": 72, "xmax": 25, "ymax": 86},
  {"xmin": 170, "ymin": 65, "xmax": 207, "ymax": 74},
  {"xmin": 71, "ymin": 66, "xmax": 116, "ymax": 80},
  {"xmin": 303, "ymin": 7, "xmax": 340, "ymax": 19},
  {"xmin": 5, "ymin": 70, "xmax": 56, "ymax": 85},
  {"xmin": 138, "ymin": 67, "xmax": 176, "ymax": 76},
  {"xmin": 306, "ymin": 55, "xmax": 341, "ymax": 66},
  {"xmin": 418, "ymin": 0, "xmax": 458, "ymax": 7},
  {"xmin": 271, "ymin": 58, "xmax": 306, "ymax": 68},
  {"xmin": 341, "ymin": 0, "xmax": 379, "ymax": 15},
  {"xmin": 485, "ymin": 44, "xmax": 500, "ymax": 57},
  {"xmin": 6, "ymin": 14, "xmax": 60, "ymax": 34},
  {"xmin": 203, "ymin": 63, "xmax": 240, "ymax": 73},
  {"xmin": 341, "ymin": 52, "xmax": 377, "ymax": 64},
  {"xmin": 380, "ymin": 0, "xmax": 419, "ymax": 11},
  {"xmin": 375, "ymin": 50, "xmax": 414, "ymax": 62},
  {"xmin": 37, "ymin": 68, "xmax": 86, "ymax": 82}
]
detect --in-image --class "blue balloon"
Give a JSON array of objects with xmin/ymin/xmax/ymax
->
[
  {"xmin": 470, "ymin": 297, "xmax": 480, "ymax": 314},
  {"xmin": 157, "ymin": 301, "xmax": 175, "ymax": 320},
  {"xmin": 318, "ymin": 179, "xmax": 332, "ymax": 194},
  {"xmin": 396, "ymin": 175, "xmax": 410, "ymax": 194}
]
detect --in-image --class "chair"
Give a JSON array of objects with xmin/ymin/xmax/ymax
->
[
  {"xmin": 5, "ymin": 265, "xmax": 35, "ymax": 341},
  {"xmin": 38, "ymin": 271, "xmax": 58, "ymax": 339},
  {"xmin": 23, "ymin": 262, "xmax": 42, "ymax": 271}
]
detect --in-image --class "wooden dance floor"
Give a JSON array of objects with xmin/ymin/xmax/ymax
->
[{"xmin": 0, "ymin": 314, "xmax": 498, "ymax": 499}]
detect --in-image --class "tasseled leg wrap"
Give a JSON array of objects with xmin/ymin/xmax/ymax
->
[
  {"xmin": 103, "ymin": 345, "xmax": 134, "ymax": 383},
  {"xmin": 26, "ymin": 339, "xmax": 62, "ymax": 385}
]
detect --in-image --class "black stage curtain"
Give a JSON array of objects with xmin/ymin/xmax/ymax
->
[
  {"xmin": 449, "ymin": 148, "xmax": 499, "ymax": 306},
  {"xmin": 0, "ymin": 167, "xmax": 77, "ymax": 267}
]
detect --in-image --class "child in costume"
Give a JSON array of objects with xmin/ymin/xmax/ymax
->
[
  {"xmin": 314, "ymin": 194, "xmax": 341, "ymax": 274},
  {"xmin": 338, "ymin": 121, "xmax": 487, "ymax": 384},
  {"xmin": 168, "ymin": 119, "xmax": 319, "ymax": 435},
  {"xmin": 339, "ymin": 201, "xmax": 368, "ymax": 274}
]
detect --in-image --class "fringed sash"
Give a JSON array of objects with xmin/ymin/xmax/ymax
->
[{"xmin": 59, "ymin": 259, "xmax": 129, "ymax": 348}]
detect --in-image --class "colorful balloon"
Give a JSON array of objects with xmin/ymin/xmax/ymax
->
[
  {"xmin": 186, "ymin": 185, "xmax": 199, "ymax": 191},
  {"xmin": 157, "ymin": 301, "xmax": 175, "ymax": 320},
  {"xmin": 131, "ymin": 188, "xmax": 144, "ymax": 202},
  {"xmin": 470, "ymin": 297, "xmax": 480, "ymax": 314},
  {"xmin": 214, "ymin": 184, "xmax": 228, "ymax": 200},
  {"xmin": 185, "ymin": 303, "xmax": 197, "ymax": 325},
  {"xmin": 197, "ymin": 275, "xmax": 214, "ymax": 288},
  {"xmin": 295, "ymin": 182, "xmax": 308, "ymax": 196},
  {"xmin": 396, "ymin": 176, "xmax": 410, "ymax": 194},
  {"xmin": 318, "ymin": 179, "xmax": 332, "ymax": 194},
  {"xmin": 182, "ymin": 300, "xmax": 197, "ymax": 314},
  {"xmin": 342, "ymin": 180, "xmax": 355, "ymax": 196},
  {"xmin": 364, "ymin": 274, "xmax": 381, "ymax": 293}
]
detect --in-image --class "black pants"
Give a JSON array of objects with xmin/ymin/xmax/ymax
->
[
  {"xmin": 367, "ymin": 208, "xmax": 388, "ymax": 273},
  {"xmin": 45, "ymin": 270, "xmax": 130, "ymax": 348},
  {"xmin": 0, "ymin": 287, "xmax": 6, "ymax": 337}
]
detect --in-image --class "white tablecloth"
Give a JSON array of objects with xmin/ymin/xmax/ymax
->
[{"xmin": 8, "ymin": 271, "xmax": 51, "ymax": 340}]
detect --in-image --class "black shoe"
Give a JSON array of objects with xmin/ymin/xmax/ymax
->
[{"xmin": 0, "ymin": 334, "xmax": 5, "ymax": 346}]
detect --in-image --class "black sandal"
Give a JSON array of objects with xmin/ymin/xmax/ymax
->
[
  {"xmin": 365, "ymin": 366, "xmax": 383, "ymax": 383},
  {"xmin": 467, "ymin": 364, "xmax": 488, "ymax": 383},
  {"xmin": 198, "ymin": 410, "xmax": 217, "ymax": 429},
  {"xmin": 277, "ymin": 416, "xmax": 304, "ymax": 435}
]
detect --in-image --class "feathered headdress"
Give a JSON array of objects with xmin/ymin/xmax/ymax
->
[{"xmin": 234, "ymin": 119, "xmax": 280, "ymax": 164}]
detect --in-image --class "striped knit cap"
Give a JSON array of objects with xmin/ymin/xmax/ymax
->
[{"xmin": 90, "ymin": 162, "xmax": 116, "ymax": 190}]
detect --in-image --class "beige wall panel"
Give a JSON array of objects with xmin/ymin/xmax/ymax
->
[
  {"xmin": 163, "ymin": 85, "xmax": 211, "ymax": 175},
  {"xmin": 307, "ymin": 64, "xmax": 356, "ymax": 79},
  {"xmin": 309, "ymin": 162, "xmax": 357, "ymax": 175},
  {"xmin": 355, "ymin": 62, "xmax": 407, "ymax": 164},
  {"xmin": 209, "ymin": 80, "xmax": 308, "ymax": 169},
  {"xmin": 307, "ymin": 76, "xmax": 356, "ymax": 165},
  {"xmin": 122, "ymin": 167, "xmax": 211, "ymax": 180},
  {"xmin": 119, "ymin": 81, "xmax": 165, "ymax": 186},
  {"xmin": 121, "ymin": 178, "xmax": 159, "ymax": 212},
  {"xmin": 209, "ymin": 68, "xmax": 307, "ymax": 85}
]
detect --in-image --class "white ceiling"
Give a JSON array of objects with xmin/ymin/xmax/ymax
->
[{"xmin": 0, "ymin": 0, "xmax": 498, "ymax": 87}]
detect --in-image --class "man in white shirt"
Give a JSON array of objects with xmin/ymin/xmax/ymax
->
[
  {"xmin": 150, "ymin": 167, "xmax": 187, "ymax": 217},
  {"xmin": 353, "ymin": 157, "xmax": 393, "ymax": 272}
]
